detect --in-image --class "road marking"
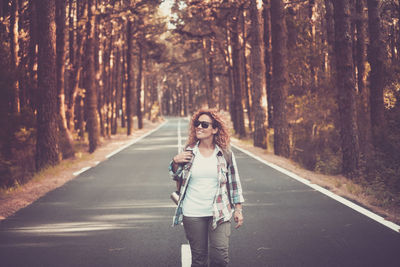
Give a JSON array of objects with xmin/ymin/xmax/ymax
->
[
  {"xmin": 231, "ymin": 141, "xmax": 400, "ymax": 233},
  {"xmin": 106, "ymin": 120, "xmax": 168, "ymax": 159},
  {"xmin": 72, "ymin": 167, "xmax": 91, "ymax": 176},
  {"xmin": 181, "ymin": 244, "xmax": 191, "ymax": 267}
]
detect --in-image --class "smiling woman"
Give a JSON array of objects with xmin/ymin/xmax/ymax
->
[{"xmin": 169, "ymin": 108, "xmax": 245, "ymax": 267}]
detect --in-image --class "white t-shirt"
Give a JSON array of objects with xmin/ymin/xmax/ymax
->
[{"xmin": 182, "ymin": 148, "xmax": 219, "ymax": 217}]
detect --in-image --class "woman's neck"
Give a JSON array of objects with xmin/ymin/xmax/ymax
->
[{"xmin": 199, "ymin": 138, "xmax": 215, "ymax": 150}]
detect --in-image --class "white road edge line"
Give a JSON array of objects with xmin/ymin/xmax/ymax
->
[
  {"xmin": 181, "ymin": 244, "xmax": 191, "ymax": 267},
  {"xmin": 105, "ymin": 120, "xmax": 168, "ymax": 159},
  {"xmin": 231, "ymin": 141, "xmax": 400, "ymax": 234},
  {"xmin": 72, "ymin": 167, "xmax": 91, "ymax": 176}
]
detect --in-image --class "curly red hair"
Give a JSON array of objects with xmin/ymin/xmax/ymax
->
[{"xmin": 186, "ymin": 108, "xmax": 230, "ymax": 151}]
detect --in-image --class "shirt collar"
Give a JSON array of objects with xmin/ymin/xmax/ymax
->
[{"xmin": 188, "ymin": 141, "xmax": 223, "ymax": 157}]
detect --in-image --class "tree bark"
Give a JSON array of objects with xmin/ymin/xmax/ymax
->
[
  {"xmin": 85, "ymin": 0, "xmax": 100, "ymax": 153},
  {"xmin": 263, "ymin": 0, "xmax": 273, "ymax": 128},
  {"xmin": 356, "ymin": 0, "xmax": 367, "ymax": 94},
  {"xmin": 67, "ymin": 1, "xmax": 86, "ymax": 130},
  {"xmin": 231, "ymin": 9, "xmax": 246, "ymax": 138},
  {"xmin": 35, "ymin": 0, "xmax": 60, "ymax": 170},
  {"xmin": 10, "ymin": 0, "xmax": 20, "ymax": 114},
  {"xmin": 28, "ymin": 0, "xmax": 37, "ymax": 111},
  {"xmin": 250, "ymin": 0, "xmax": 267, "ymax": 149},
  {"xmin": 56, "ymin": 0, "xmax": 74, "ymax": 159},
  {"xmin": 137, "ymin": 40, "xmax": 143, "ymax": 129},
  {"xmin": 333, "ymin": 0, "xmax": 360, "ymax": 176},
  {"xmin": 367, "ymin": 0, "xmax": 386, "ymax": 146},
  {"xmin": 126, "ymin": 20, "xmax": 133, "ymax": 135},
  {"xmin": 270, "ymin": 0, "xmax": 290, "ymax": 157},
  {"xmin": 241, "ymin": 10, "xmax": 252, "ymax": 132},
  {"xmin": 324, "ymin": 0, "xmax": 335, "ymax": 76}
]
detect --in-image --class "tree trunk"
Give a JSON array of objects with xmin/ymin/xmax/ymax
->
[
  {"xmin": 241, "ymin": 10, "xmax": 252, "ymax": 132},
  {"xmin": 367, "ymin": 0, "xmax": 386, "ymax": 146},
  {"xmin": 356, "ymin": 0, "xmax": 367, "ymax": 94},
  {"xmin": 355, "ymin": 0, "xmax": 372, "ymax": 172},
  {"xmin": 309, "ymin": 0, "xmax": 317, "ymax": 92},
  {"xmin": 231, "ymin": 9, "xmax": 246, "ymax": 138},
  {"xmin": 10, "ymin": 0, "xmax": 20, "ymax": 114},
  {"xmin": 28, "ymin": 0, "xmax": 37, "ymax": 111},
  {"xmin": 208, "ymin": 39, "xmax": 215, "ymax": 109},
  {"xmin": 250, "ymin": 0, "xmax": 267, "ymax": 149},
  {"xmin": 35, "ymin": 0, "xmax": 60, "ymax": 170},
  {"xmin": 137, "ymin": 40, "xmax": 143, "ymax": 129},
  {"xmin": 56, "ymin": 0, "xmax": 74, "ymax": 159},
  {"xmin": 85, "ymin": 0, "xmax": 100, "ymax": 153},
  {"xmin": 333, "ymin": 0, "xmax": 360, "ymax": 176},
  {"xmin": 324, "ymin": 0, "xmax": 335, "ymax": 76},
  {"xmin": 270, "ymin": 0, "xmax": 290, "ymax": 157},
  {"xmin": 67, "ymin": 1, "xmax": 86, "ymax": 130},
  {"xmin": 126, "ymin": 20, "xmax": 133, "ymax": 135},
  {"xmin": 263, "ymin": 0, "xmax": 273, "ymax": 128}
]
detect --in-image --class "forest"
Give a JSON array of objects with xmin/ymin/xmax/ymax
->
[{"xmin": 0, "ymin": 0, "xmax": 399, "ymax": 209}]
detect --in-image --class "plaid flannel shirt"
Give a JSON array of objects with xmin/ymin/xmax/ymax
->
[{"xmin": 169, "ymin": 142, "xmax": 244, "ymax": 229}]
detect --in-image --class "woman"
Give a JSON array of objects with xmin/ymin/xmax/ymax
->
[{"xmin": 169, "ymin": 109, "xmax": 244, "ymax": 267}]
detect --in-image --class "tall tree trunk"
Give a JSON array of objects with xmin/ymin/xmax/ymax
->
[
  {"xmin": 202, "ymin": 38, "xmax": 214, "ymax": 108},
  {"xmin": 208, "ymin": 39, "xmax": 215, "ymax": 109},
  {"xmin": 67, "ymin": 1, "xmax": 86, "ymax": 130},
  {"xmin": 333, "ymin": 0, "xmax": 360, "ymax": 176},
  {"xmin": 85, "ymin": 0, "xmax": 99, "ymax": 153},
  {"xmin": 241, "ymin": 10, "xmax": 252, "ymax": 132},
  {"xmin": 56, "ymin": 0, "xmax": 74, "ymax": 159},
  {"xmin": 250, "ymin": 0, "xmax": 267, "ymax": 149},
  {"xmin": 356, "ymin": 0, "xmax": 367, "ymax": 94},
  {"xmin": 367, "ymin": 0, "xmax": 386, "ymax": 146},
  {"xmin": 112, "ymin": 47, "xmax": 120, "ymax": 135},
  {"xmin": 137, "ymin": 40, "xmax": 143, "ymax": 129},
  {"xmin": 10, "ymin": 0, "xmax": 20, "ymax": 114},
  {"xmin": 28, "ymin": 0, "xmax": 37, "ymax": 111},
  {"xmin": 309, "ymin": 0, "xmax": 317, "ymax": 92},
  {"xmin": 126, "ymin": 20, "xmax": 133, "ymax": 135},
  {"xmin": 35, "ymin": 0, "xmax": 60, "ymax": 170},
  {"xmin": 263, "ymin": 0, "xmax": 273, "ymax": 128},
  {"xmin": 324, "ymin": 0, "xmax": 335, "ymax": 77},
  {"xmin": 231, "ymin": 9, "xmax": 246, "ymax": 138},
  {"xmin": 270, "ymin": 0, "xmax": 290, "ymax": 157},
  {"xmin": 355, "ymin": 0, "xmax": 372, "ymax": 173}
]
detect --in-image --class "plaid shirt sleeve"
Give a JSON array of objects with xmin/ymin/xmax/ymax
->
[
  {"xmin": 228, "ymin": 151, "xmax": 244, "ymax": 204},
  {"xmin": 169, "ymin": 160, "xmax": 183, "ymax": 182}
]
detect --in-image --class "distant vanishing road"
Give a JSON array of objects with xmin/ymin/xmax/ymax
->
[{"xmin": 1, "ymin": 118, "xmax": 399, "ymax": 267}]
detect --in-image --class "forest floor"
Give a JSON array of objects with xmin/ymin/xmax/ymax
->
[{"xmin": 1, "ymin": 116, "xmax": 399, "ymax": 227}]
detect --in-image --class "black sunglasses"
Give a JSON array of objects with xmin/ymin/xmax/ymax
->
[{"xmin": 194, "ymin": 120, "xmax": 215, "ymax": 129}]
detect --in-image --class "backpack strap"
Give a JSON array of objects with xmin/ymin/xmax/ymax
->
[
  {"xmin": 222, "ymin": 148, "xmax": 232, "ymax": 169},
  {"xmin": 222, "ymin": 148, "xmax": 234, "ymax": 208}
]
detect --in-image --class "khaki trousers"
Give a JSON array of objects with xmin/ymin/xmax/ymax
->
[{"xmin": 183, "ymin": 216, "xmax": 231, "ymax": 267}]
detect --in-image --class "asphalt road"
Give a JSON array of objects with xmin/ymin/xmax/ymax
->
[{"xmin": 0, "ymin": 118, "xmax": 399, "ymax": 267}]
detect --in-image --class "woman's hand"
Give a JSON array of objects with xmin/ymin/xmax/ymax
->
[
  {"xmin": 234, "ymin": 209, "xmax": 243, "ymax": 229},
  {"xmin": 173, "ymin": 151, "xmax": 193, "ymax": 165}
]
